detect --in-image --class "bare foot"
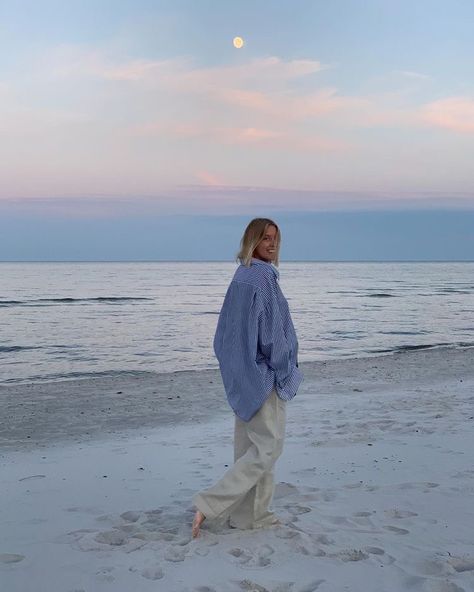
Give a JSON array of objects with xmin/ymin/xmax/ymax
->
[{"xmin": 192, "ymin": 510, "xmax": 206, "ymax": 538}]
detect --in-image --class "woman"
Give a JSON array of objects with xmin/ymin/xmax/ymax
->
[{"xmin": 192, "ymin": 218, "xmax": 302, "ymax": 537}]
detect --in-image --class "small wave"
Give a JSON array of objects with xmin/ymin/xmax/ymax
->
[
  {"xmin": 37, "ymin": 297, "xmax": 152, "ymax": 303},
  {"xmin": 366, "ymin": 293, "xmax": 396, "ymax": 298},
  {"xmin": 457, "ymin": 341, "xmax": 474, "ymax": 348},
  {"xmin": 0, "ymin": 345, "xmax": 40, "ymax": 354},
  {"xmin": 1, "ymin": 369, "xmax": 155, "ymax": 384},
  {"xmin": 370, "ymin": 341, "xmax": 474, "ymax": 355},
  {"xmin": 379, "ymin": 330, "xmax": 429, "ymax": 336},
  {"xmin": 0, "ymin": 297, "xmax": 153, "ymax": 307},
  {"xmin": 436, "ymin": 288, "xmax": 472, "ymax": 295},
  {"xmin": 192, "ymin": 311, "xmax": 219, "ymax": 315},
  {"xmin": 48, "ymin": 344, "xmax": 83, "ymax": 349},
  {"xmin": 393, "ymin": 343, "xmax": 450, "ymax": 352},
  {"xmin": 330, "ymin": 330, "xmax": 365, "ymax": 336}
]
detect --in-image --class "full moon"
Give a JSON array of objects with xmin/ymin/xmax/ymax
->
[{"xmin": 233, "ymin": 36, "xmax": 244, "ymax": 49}]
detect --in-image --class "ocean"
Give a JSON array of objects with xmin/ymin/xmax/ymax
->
[{"xmin": 1, "ymin": 262, "xmax": 473, "ymax": 384}]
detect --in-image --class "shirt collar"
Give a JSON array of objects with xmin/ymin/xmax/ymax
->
[{"xmin": 250, "ymin": 257, "xmax": 280, "ymax": 280}]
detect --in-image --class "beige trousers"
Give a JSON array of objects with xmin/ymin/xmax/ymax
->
[{"xmin": 193, "ymin": 389, "xmax": 286, "ymax": 529}]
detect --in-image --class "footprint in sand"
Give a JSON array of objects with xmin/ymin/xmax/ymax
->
[
  {"xmin": 94, "ymin": 530, "xmax": 128, "ymax": 546},
  {"xmin": 95, "ymin": 567, "xmax": 115, "ymax": 583},
  {"xmin": 448, "ymin": 556, "xmax": 474, "ymax": 573},
  {"xmin": 120, "ymin": 510, "xmax": 141, "ymax": 523},
  {"xmin": 273, "ymin": 482, "xmax": 299, "ymax": 500},
  {"xmin": 371, "ymin": 551, "xmax": 396, "ymax": 566},
  {"xmin": 326, "ymin": 516, "xmax": 354, "ymax": 527},
  {"xmin": 0, "ymin": 553, "xmax": 25, "ymax": 564},
  {"xmin": 344, "ymin": 482, "xmax": 363, "ymax": 489},
  {"xmin": 284, "ymin": 504, "xmax": 312, "ymax": 516},
  {"xmin": 293, "ymin": 544, "xmax": 326, "ymax": 558},
  {"xmin": 398, "ymin": 481, "xmax": 440, "ymax": 490},
  {"xmin": 384, "ymin": 509, "xmax": 418, "ymax": 519},
  {"xmin": 237, "ymin": 580, "xmax": 294, "ymax": 592},
  {"xmin": 297, "ymin": 489, "xmax": 330, "ymax": 502},
  {"xmin": 282, "ymin": 531, "xmax": 326, "ymax": 557},
  {"xmin": 70, "ymin": 528, "xmax": 145, "ymax": 553},
  {"xmin": 364, "ymin": 546, "xmax": 385, "ymax": 555},
  {"xmin": 238, "ymin": 580, "xmax": 270, "ymax": 592},
  {"xmin": 314, "ymin": 533, "xmax": 335, "ymax": 546},
  {"xmin": 332, "ymin": 549, "xmax": 369, "ymax": 562},
  {"xmin": 228, "ymin": 544, "xmax": 275, "ymax": 568},
  {"xmin": 352, "ymin": 513, "xmax": 376, "ymax": 528},
  {"xmin": 140, "ymin": 566, "xmax": 164, "ymax": 580},
  {"xmin": 194, "ymin": 546, "xmax": 210, "ymax": 557},
  {"xmin": 228, "ymin": 547, "xmax": 253, "ymax": 565},
  {"xmin": 383, "ymin": 525, "xmax": 410, "ymax": 535},
  {"xmin": 412, "ymin": 558, "xmax": 450, "ymax": 576},
  {"xmin": 275, "ymin": 527, "xmax": 299, "ymax": 540},
  {"xmin": 164, "ymin": 546, "xmax": 187, "ymax": 562}
]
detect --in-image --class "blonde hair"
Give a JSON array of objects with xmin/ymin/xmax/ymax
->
[{"xmin": 237, "ymin": 218, "xmax": 281, "ymax": 267}]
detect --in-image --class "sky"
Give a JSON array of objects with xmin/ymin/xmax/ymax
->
[{"xmin": 1, "ymin": 0, "xmax": 473, "ymax": 260}]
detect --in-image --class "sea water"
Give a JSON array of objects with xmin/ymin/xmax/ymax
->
[{"xmin": 1, "ymin": 262, "xmax": 473, "ymax": 384}]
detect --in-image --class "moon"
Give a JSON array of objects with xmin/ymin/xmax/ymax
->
[{"xmin": 233, "ymin": 36, "xmax": 244, "ymax": 49}]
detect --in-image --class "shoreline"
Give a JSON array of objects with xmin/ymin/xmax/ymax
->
[
  {"xmin": 2, "ymin": 340, "xmax": 474, "ymax": 387},
  {"xmin": 1, "ymin": 345, "xmax": 473, "ymax": 452}
]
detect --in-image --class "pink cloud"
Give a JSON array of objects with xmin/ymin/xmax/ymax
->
[
  {"xmin": 397, "ymin": 70, "xmax": 432, "ymax": 81},
  {"xmin": 213, "ymin": 88, "xmax": 273, "ymax": 112},
  {"xmin": 219, "ymin": 127, "xmax": 283, "ymax": 143},
  {"xmin": 162, "ymin": 56, "xmax": 325, "ymax": 88},
  {"xmin": 129, "ymin": 121, "xmax": 203, "ymax": 138},
  {"xmin": 421, "ymin": 97, "xmax": 474, "ymax": 133},
  {"xmin": 195, "ymin": 171, "xmax": 225, "ymax": 186},
  {"xmin": 95, "ymin": 55, "xmax": 324, "ymax": 89},
  {"xmin": 128, "ymin": 119, "xmax": 348, "ymax": 153},
  {"xmin": 215, "ymin": 126, "xmax": 349, "ymax": 152},
  {"xmin": 289, "ymin": 89, "xmax": 372, "ymax": 120}
]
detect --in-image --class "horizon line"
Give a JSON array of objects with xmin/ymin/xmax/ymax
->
[{"xmin": 1, "ymin": 259, "xmax": 473, "ymax": 264}]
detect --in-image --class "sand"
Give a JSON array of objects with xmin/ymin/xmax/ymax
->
[{"xmin": 1, "ymin": 346, "xmax": 474, "ymax": 592}]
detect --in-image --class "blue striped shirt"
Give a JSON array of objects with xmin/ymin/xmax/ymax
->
[{"xmin": 213, "ymin": 258, "xmax": 303, "ymax": 421}]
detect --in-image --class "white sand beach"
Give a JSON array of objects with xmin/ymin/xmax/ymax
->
[{"xmin": 1, "ymin": 346, "xmax": 474, "ymax": 592}]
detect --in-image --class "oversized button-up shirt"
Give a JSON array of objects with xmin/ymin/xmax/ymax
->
[{"xmin": 213, "ymin": 258, "xmax": 303, "ymax": 421}]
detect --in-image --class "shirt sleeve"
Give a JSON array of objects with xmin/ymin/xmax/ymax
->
[
  {"xmin": 213, "ymin": 280, "xmax": 260, "ymax": 373},
  {"xmin": 257, "ymin": 283, "xmax": 292, "ymax": 390}
]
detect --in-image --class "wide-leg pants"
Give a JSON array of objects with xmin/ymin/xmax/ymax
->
[{"xmin": 193, "ymin": 389, "xmax": 286, "ymax": 529}]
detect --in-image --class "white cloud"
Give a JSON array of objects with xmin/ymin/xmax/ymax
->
[
  {"xmin": 396, "ymin": 70, "xmax": 432, "ymax": 81},
  {"xmin": 421, "ymin": 97, "xmax": 474, "ymax": 133}
]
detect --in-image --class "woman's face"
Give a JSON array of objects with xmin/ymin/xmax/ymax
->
[{"xmin": 253, "ymin": 225, "xmax": 278, "ymax": 263}]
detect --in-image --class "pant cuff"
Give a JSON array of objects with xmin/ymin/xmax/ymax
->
[{"xmin": 193, "ymin": 493, "xmax": 221, "ymax": 520}]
